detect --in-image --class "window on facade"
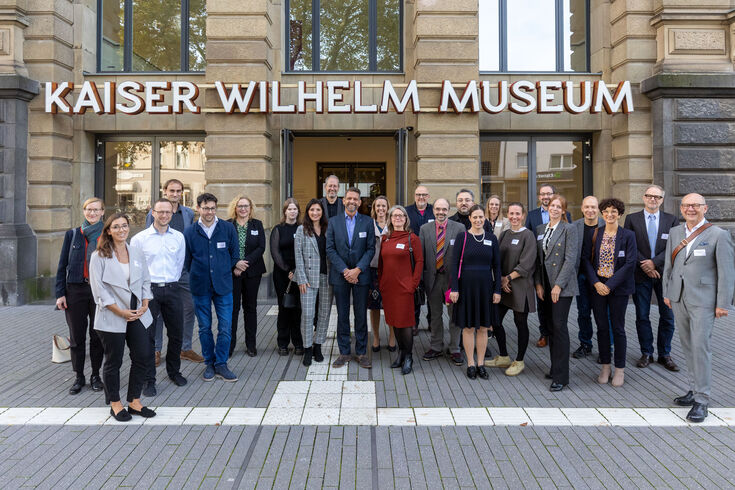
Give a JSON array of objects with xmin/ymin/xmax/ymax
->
[
  {"xmin": 100, "ymin": 138, "xmax": 206, "ymax": 235},
  {"xmin": 479, "ymin": 0, "xmax": 588, "ymax": 72},
  {"xmin": 288, "ymin": 0, "xmax": 402, "ymax": 72},
  {"xmin": 480, "ymin": 135, "xmax": 590, "ymax": 220},
  {"xmin": 99, "ymin": 0, "xmax": 206, "ymax": 72}
]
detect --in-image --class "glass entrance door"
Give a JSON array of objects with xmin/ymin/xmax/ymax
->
[{"xmin": 317, "ymin": 162, "xmax": 386, "ymax": 214}]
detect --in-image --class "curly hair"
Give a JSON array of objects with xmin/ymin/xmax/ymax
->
[{"xmin": 598, "ymin": 197, "xmax": 625, "ymax": 215}]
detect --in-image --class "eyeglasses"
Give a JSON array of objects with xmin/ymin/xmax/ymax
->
[
  {"xmin": 110, "ymin": 224, "xmax": 129, "ymax": 230},
  {"xmin": 415, "ymin": 193, "xmax": 429, "ymax": 198},
  {"xmin": 644, "ymin": 194, "xmax": 663, "ymax": 200},
  {"xmin": 539, "ymin": 192, "xmax": 554, "ymax": 197},
  {"xmin": 84, "ymin": 208, "xmax": 103, "ymax": 213},
  {"xmin": 200, "ymin": 206, "xmax": 217, "ymax": 212},
  {"xmin": 680, "ymin": 203, "xmax": 704, "ymax": 210},
  {"xmin": 392, "ymin": 214, "xmax": 407, "ymax": 219},
  {"xmin": 236, "ymin": 205, "xmax": 251, "ymax": 209}
]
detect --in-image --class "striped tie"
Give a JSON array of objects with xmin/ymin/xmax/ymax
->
[{"xmin": 436, "ymin": 224, "xmax": 445, "ymax": 272}]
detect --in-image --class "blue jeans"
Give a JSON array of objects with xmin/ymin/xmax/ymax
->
[
  {"xmin": 333, "ymin": 282, "xmax": 369, "ymax": 356},
  {"xmin": 192, "ymin": 292, "xmax": 233, "ymax": 367},
  {"xmin": 576, "ymin": 273, "xmax": 594, "ymax": 347},
  {"xmin": 632, "ymin": 277, "xmax": 675, "ymax": 356}
]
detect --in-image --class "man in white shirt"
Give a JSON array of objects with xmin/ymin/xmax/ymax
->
[{"xmin": 131, "ymin": 198, "xmax": 188, "ymax": 395}]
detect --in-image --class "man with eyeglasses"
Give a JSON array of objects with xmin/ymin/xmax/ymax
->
[
  {"xmin": 663, "ymin": 193, "xmax": 734, "ymax": 423},
  {"xmin": 624, "ymin": 184, "xmax": 680, "ymax": 371},
  {"xmin": 146, "ymin": 179, "xmax": 203, "ymax": 365},
  {"xmin": 319, "ymin": 174, "xmax": 345, "ymax": 219},
  {"xmin": 132, "ymin": 198, "xmax": 188, "ymax": 395},
  {"xmin": 406, "ymin": 186, "xmax": 435, "ymax": 333},
  {"xmin": 184, "ymin": 193, "xmax": 243, "ymax": 382}
]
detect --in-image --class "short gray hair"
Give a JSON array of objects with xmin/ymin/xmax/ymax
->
[
  {"xmin": 645, "ymin": 184, "xmax": 665, "ymax": 197},
  {"xmin": 325, "ymin": 174, "xmax": 339, "ymax": 184},
  {"xmin": 456, "ymin": 188, "xmax": 474, "ymax": 200},
  {"xmin": 433, "ymin": 198, "xmax": 450, "ymax": 209}
]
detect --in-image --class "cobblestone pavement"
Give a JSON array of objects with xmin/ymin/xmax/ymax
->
[{"xmin": 1, "ymin": 302, "xmax": 735, "ymax": 488}]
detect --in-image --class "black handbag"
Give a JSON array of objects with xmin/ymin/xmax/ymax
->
[
  {"xmin": 407, "ymin": 233, "xmax": 425, "ymax": 309},
  {"xmin": 283, "ymin": 280, "xmax": 300, "ymax": 309}
]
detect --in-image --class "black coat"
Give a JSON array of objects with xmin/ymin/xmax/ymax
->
[
  {"xmin": 405, "ymin": 203, "xmax": 435, "ymax": 235},
  {"xmin": 582, "ymin": 226, "xmax": 638, "ymax": 296},
  {"xmin": 623, "ymin": 210, "xmax": 679, "ymax": 283},
  {"xmin": 525, "ymin": 207, "xmax": 572, "ymax": 233},
  {"xmin": 228, "ymin": 218, "xmax": 266, "ymax": 277}
]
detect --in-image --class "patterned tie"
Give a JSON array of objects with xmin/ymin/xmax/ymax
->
[
  {"xmin": 647, "ymin": 214, "xmax": 657, "ymax": 259},
  {"xmin": 436, "ymin": 224, "xmax": 445, "ymax": 272}
]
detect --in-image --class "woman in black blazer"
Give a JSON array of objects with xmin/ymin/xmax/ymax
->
[
  {"xmin": 583, "ymin": 197, "xmax": 637, "ymax": 387},
  {"xmin": 227, "ymin": 195, "xmax": 266, "ymax": 358}
]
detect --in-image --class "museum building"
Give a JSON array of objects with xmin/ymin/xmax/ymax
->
[{"xmin": 0, "ymin": 0, "xmax": 734, "ymax": 304}]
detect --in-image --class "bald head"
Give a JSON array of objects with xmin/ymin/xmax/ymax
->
[
  {"xmin": 433, "ymin": 198, "xmax": 450, "ymax": 223},
  {"xmin": 582, "ymin": 195, "xmax": 599, "ymax": 224},
  {"xmin": 680, "ymin": 193, "xmax": 707, "ymax": 227},
  {"xmin": 414, "ymin": 185, "xmax": 429, "ymax": 210}
]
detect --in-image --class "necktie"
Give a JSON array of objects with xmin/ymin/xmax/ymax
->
[
  {"xmin": 647, "ymin": 214, "xmax": 657, "ymax": 259},
  {"xmin": 436, "ymin": 224, "xmax": 445, "ymax": 272},
  {"xmin": 543, "ymin": 225, "xmax": 553, "ymax": 254}
]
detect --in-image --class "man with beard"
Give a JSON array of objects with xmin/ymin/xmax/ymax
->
[{"xmin": 319, "ymin": 174, "xmax": 345, "ymax": 219}]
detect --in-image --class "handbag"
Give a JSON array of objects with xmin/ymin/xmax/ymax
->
[
  {"xmin": 445, "ymin": 232, "xmax": 467, "ymax": 304},
  {"xmin": 282, "ymin": 280, "xmax": 300, "ymax": 309},
  {"xmin": 407, "ymin": 233, "xmax": 425, "ymax": 309},
  {"xmin": 52, "ymin": 334, "xmax": 71, "ymax": 363}
]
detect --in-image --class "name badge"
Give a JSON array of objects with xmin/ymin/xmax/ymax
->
[
  {"xmin": 217, "ymin": 242, "xmax": 226, "ymax": 248},
  {"xmin": 449, "ymin": 239, "xmax": 455, "ymax": 246},
  {"xmin": 251, "ymin": 230, "xmax": 259, "ymax": 235},
  {"xmin": 359, "ymin": 231, "xmax": 367, "ymax": 238},
  {"xmin": 537, "ymin": 235, "xmax": 544, "ymax": 241},
  {"xmin": 693, "ymin": 249, "xmax": 706, "ymax": 257},
  {"xmin": 428, "ymin": 219, "xmax": 435, "ymax": 223},
  {"xmin": 511, "ymin": 239, "xmax": 520, "ymax": 245},
  {"xmin": 396, "ymin": 243, "xmax": 405, "ymax": 250},
  {"xmin": 483, "ymin": 240, "xmax": 492, "ymax": 246},
  {"xmin": 133, "ymin": 260, "xmax": 140, "ymax": 267},
  {"xmin": 618, "ymin": 250, "xmax": 625, "ymax": 257},
  {"xmin": 661, "ymin": 233, "xmax": 669, "ymax": 240}
]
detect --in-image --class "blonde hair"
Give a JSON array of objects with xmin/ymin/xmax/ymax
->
[
  {"xmin": 370, "ymin": 195, "xmax": 390, "ymax": 220},
  {"xmin": 82, "ymin": 197, "xmax": 104, "ymax": 210},
  {"xmin": 227, "ymin": 195, "xmax": 255, "ymax": 220},
  {"xmin": 485, "ymin": 194, "xmax": 503, "ymax": 221}
]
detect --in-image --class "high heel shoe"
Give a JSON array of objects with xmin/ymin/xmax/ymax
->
[
  {"xmin": 598, "ymin": 364, "xmax": 612, "ymax": 384},
  {"xmin": 387, "ymin": 343, "xmax": 397, "ymax": 352},
  {"xmin": 401, "ymin": 354, "xmax": 413, "ymax": 375},
  {"xmin": 372, "ymin": 345, "xmax": 381, "ymax": 353},
  {"xmin": 391, "ymin": 350, "xmax": 405, "ymax": 369}
]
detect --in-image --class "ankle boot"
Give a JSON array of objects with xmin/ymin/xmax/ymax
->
[
  {"xmin": 401, "ymin": 354, "xmax": 413, "ymax": 375},
  {"xmin": 313, "ymin": 343, "xmax": 324, "ymax": 362},
  {"xmin": 611, "ymin": 367, "xmax": 625, "ymax": 387},
  {"xmin": 597, "ymin": 364, "xmax": 612, "ymax": 384},
  {"xmin": 391, "ymin": 350, "xmax": 406, "ymax": 369},
  {"xmin": 302, "ymin": 347, "xmax": 313, "ymax": 367}
]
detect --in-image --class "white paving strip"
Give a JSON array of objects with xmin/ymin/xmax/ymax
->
[{"xmin": 2, "ymin": 381, "xmax": 734, "ymax": 426}]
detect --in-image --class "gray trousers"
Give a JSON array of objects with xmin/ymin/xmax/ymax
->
[
  {"xmin": 154, "ymin": 272, "xmax": 195, "ymax": 352},
  {"xmin": 301, "ymin": 273, "xmax": 333, "ymax": 348},
  {"xmin": 672, "ymin": 291, "xmax": 715, "ymax": 405},
  {"xmin": 428, "ymin": 270, "xmax": 461, "ymax": 354}
]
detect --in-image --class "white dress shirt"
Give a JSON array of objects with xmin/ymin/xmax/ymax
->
[
  {"xmin": 131, "ymin": 224, "xmax": 185, "ymax": 283},
  {"xmin": 198, "ymin": 216, "xmax": 218, "ymax": 239},
  {"xmin": 685, "ymin": 218, "xmax": 707, "ymax": 256}
]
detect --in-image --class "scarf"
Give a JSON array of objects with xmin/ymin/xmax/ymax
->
[{"xmin": 81, "ymin": 220, "xmax": 103, "ymax": 277}]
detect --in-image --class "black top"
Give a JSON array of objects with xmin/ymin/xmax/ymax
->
[
  {"xmin": 326, "ymin": 201, "xmax": 339, "ymax": 218},
  {"xmin": 580, "ymin": 223, "xmax": 598, "ymax": 270},
  {"xmin": 449, "ymin": 212, "xmax": 492, "ymax": 233},
  {"xmin": 405, "ymin": 203, "xmax": 435, "ymax": 235},
  {"xmin": 316, "ymin": 231, "xmax": 327, "ymax": 272},
  {"xmin": 271, "ymin": 222, "xmax": 299, "ymax": 272},
  {"xmin": 169, "ymin": 208, "xmax": 185, "ymax": 233},
  {"xmin": 449, "ymin": 230, "xmax": 502, "ymax": 293},
  {"xmin": 227, "ymin": 218, "xmax": 267, "ymax": 277}
]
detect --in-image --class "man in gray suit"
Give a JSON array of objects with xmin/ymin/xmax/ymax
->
[
  {"xmin": 419, "ymin": 198, "xmax": 465, "ymax": 365},
  {"xmin": 663, "ymin": 193, "xmax": 735, "ymax": 423}
]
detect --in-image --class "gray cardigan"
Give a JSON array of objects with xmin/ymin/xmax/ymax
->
[
  {"xmin": 534, "ymin": 220, "xmax": 579, "ymax": 297},
  {"xmin": 498, "ymin": 228, "xmax": 537, "ymax": 312}
]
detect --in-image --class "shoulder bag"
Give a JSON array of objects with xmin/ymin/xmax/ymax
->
[
  {"xmin": 407, "ymin": 233, "xmax": 425, "ymax": 309},
  {"xmin": 670, "ymin": 223, "xmax": 712, "ymax": 264}
]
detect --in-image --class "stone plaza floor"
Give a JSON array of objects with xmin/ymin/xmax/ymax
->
[{"xmin": 1, "ymin": 301, "xmax": 735, "ymax": 488}]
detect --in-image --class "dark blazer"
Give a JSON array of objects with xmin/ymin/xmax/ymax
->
[
  {"xmin": 184, "ymin": 219, "xmax": 240, "ymax": 296},
  {"xmin": 319, "ymin": 197, "xmax": 345, "ymax": 219},
  {"xmin": 583, "ymin": 226, "xmax": 638, "ymax": 296},
  {"xmin": 55, "ymin": 227, "xmax": 87, "ymax": 298},
  {"xmin": 145, "ymin": 205, "xmax": 195, "ymax": 230},
  {"xmin": 623, "ymin": 210, "xmax": 679, "ymax": 283},
  {"xmin": 405, "ymin": 203, "xmax": 435, "ymax": 236},
  {"xmin": 326, "ymin": 212, "xmax": 376, "ymax": 286},
  {"xmin": 525, "ymin": 207, "xmax": 572, "ymax": 233},
  {"xmin": 228, "ymin": 218, "xmax": 266, "ymax": 277}
]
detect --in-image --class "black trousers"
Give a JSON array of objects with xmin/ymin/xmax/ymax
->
[
  {"xmin": 495, "ymin": 304, "xmax": 530, "ymax": 361},
  {"xmin": 537, "ymin": 288, "xmax": 572, "ymax": 385},
  {"xmin": 231, "ymin": 273, "xmax": 262, "ymax": 354},
  {"xmin": 97, "ymin": 319, "xmax": 149, "ymax": 404},
  {"xmin": 273, "ymin": 267, "xmax": 303, "ymax": 350},
  {"xmin": 146, "ymin": 283, "xmax": 183, "ymax": 382},
  {"xmin": 64, "ymin": 282, "xmax": 103, "ymax": 377},
  {"xmin": 591, "ymin": 285, "xmax": 628, "ymax": 368}
]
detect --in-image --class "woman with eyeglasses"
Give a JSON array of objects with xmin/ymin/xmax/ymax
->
[
  {"xmin": 368, "ymin": 195, "xmax": 396, "ymax": 352},
  {"xmin": 227, "ymin": 195, "xmax": 266, "ymax": 358},
  {"xmin": 55, "ymin": 197, "xmax": 106, "ymax": 395},
  {"xmin": 89, "ymin": 213, "xmax": 155, "ymax": 421},
  {"xmin": 378, "ymin": 205, "xmax": 424, "ymax": 374}
]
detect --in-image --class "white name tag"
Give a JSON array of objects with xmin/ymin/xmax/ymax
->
[
  {"xmin": 449, "ymin": 239, "xmax": 455, "ymax": 246},
  {"xmin": 618, "ymin": 250, "xmax": 625, "ymax": 257},
  {"xmin": 428, "ymin": 219, "xmax": 435, "ymax": 223},
  {"xmin": 511, "ymin": 239, "xmax": 520, "ymax": 245},
  {"xmin": 396, "ymin": 243, "xmax": 405, "ymax": 250},
  {"xmin": 133, "ymin": 260, "xmax": 140, "ymax": 267},
  {"xmin": 359, "ymin": 231, "xmax": 367, "ymax": 238},
  {"xmin": 217, "ymin": 242, "xmax": 226, "ymax": 248},
  {"xmin": 483, "ymin": 240, "xmax": 492, "ymax": 246},
  {"xmin": 537, "ymin": 235, "xmax": 544, "ymax": 241},
  {"xmin": 693, "ymin": 249, "xmax": 706, "ymax": 257},
  {"xmin": 661, "ymin": 233, "xmax": 669, "ymax": 240},
  {"xmin": 251, "ymin": 230, "xmax": 258, "ymax": 235}
]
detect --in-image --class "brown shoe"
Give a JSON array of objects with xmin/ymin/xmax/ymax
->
[
  {"xmin": 355, "ymin": 354, "xmax": 372, "ymax": 369},
  {"xmin": 636, "ymin": 354, "xmax": 653, "ymax": 368},
  {"xmin": 154, "ymin": 351, "xmax": 161, "ymax": 367},
  {"xmin": 536, "ymin": 336, "xmax": 548, "ymax": 348},
  {"xmin": 658, "ymin": 355, "xmax": 680, "ymax": 372},
  {"xmin": 181, "ymin": 349, "xmax": 204, "ymax": 363},
  {"xmin": 332, "ymin": 354, "xmax": 351, "ymax": 368}
]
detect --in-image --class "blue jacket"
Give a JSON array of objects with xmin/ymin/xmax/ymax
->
[
  {"xmin": 326, "ymin": 212, "xmax": 376, "ymax": 286},
  {"xmin": 145, "ymin": 205, "xmax": 195, "ymax": 232},
  {"xmin": 525, "ymin": 207, "xmax": 572, "ymax": 233},
  {"xmin": 582, "ymin": 226, "xmax": 638, "ymax": 296},
  {"xmin": 405, "ymin": 203, "xmax": 434, "ymax": 236},
  {"xmin": 184, "ymin": 219, "xmax": 240, "ymax": 296},
  {"xmin": 55, "ymin": 227, "xmax": 87, "ymax": 298}
]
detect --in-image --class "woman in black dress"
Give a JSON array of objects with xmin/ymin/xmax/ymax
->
[{"xmin": 449, "ymin": 204, "xmax": 502, "ymax": 380}]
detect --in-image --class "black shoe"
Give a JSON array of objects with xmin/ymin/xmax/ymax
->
[
  {"xmin": 466, "ymin": 366, "xmax": 477, "ymax": 380},
  {"xmin": 294, "ymin": 346, "xmax": 305, "ymax": 356},
  {"xmin": 674, "ymin": 391, "xmax": 695, "ymax": 407},
  {"xmin": 143, "ymin": 382, "xmax": 157, "ymax": 397},
  {"xmin": 545, "ymin": 372, "xmax": 552, "ymax": 380},
  {"xmin": 302, "ymin": 347, "xmax": 313, "ymax": 367},
  {"xmin": 313, "ymin": 344, "xmax": 324, "ymax": 362},
  {"xmin": 90, "ymin": 375, "xmax": 104, "ymax": 392},
  {"xmin": 686, "ymin": 403, "xmax": 708, "ymax": 423},
  {"xmin": 549, "ymin": 382, "xmax": 566, "ymax": 392},
  {"xmin": 278, "ymin": 347, "xmax": 289, "ymax": 356},
  {"xmin": 387, "ymin": 344, "xmax": 397, "ymax": 352},
  {"xmin": 110, "ymin": 407, "xmax": 132, "ymax": 422},
  {"xmin": 391, "ymin": 351, "xmax": 406, "ymax": 369},
  {"xmin": 596, "ymin": 355, "xmax": 603, "ymax": 364},
  {"xmin": 572, "ymin": 344, "xmax": 592, "ymax": 359},
  {"xmin": 422, "ymin": 349, "xmax": 442, "ymax": 361},
  {"xmin": 401, "ymin": 354, "xmax": 413, "ymax": 375},
  {"xmin": 127, "ymin": 406, "xmax": 156, "ymax": 418},
  {"xmin": 477, "ymin": 366, "xmax": 489, "ymax": 380},
  {"xmin": 636, "ymin": 354, "xmax": 654, "ymax": 368},
  {"xmin": 372, "ymin": 345, "xmax": 381, "ymax": 353},
  {"xmin": 69, "ymin": 376, "xmax": 85, "ymax": 395},
  {"xmin": 246, "ymin": 348, "xmax": 257, "ymax": 357},
  {"xmin": 169, "ymin": 373, "xmax": 188, "ymax": 386}
]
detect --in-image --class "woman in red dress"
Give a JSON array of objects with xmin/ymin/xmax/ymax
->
[{"xmin": 379, "ymin": 205, "xmax": 424, "ymax": 374}]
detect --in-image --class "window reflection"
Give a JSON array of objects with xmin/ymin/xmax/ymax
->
[
  {"xmin": 289, "ymin": 0, "xmax": 313, "ymax": 70},
  {"xmin": 481, "ymin": 140, "xmax": 529, "ymax": 208},
  {"xmin": 536, "ymin": 141, "xmax": 584, "ymax": 219},
  {"xmin": 320, "ymin": 0, "xmax": 369, "ymax": 71},
  {"xmin": 132, "ymin": 0, "xmax": 181, "ymax": 71},
  {"xmin": 104, "ymin": 141, "xmax": 153, "ymax": 236},
  {"xmin": 563, "ymin": 0, "xmax": 587, "ymax": 71},
  {"xmin": 159, "ymin": 141, "xmax": 207, "ymax": 209},
  {"xmin": 478, "ymin": 0, "xmax": 499, "ymax": 71},
  {"xmin": 101, "ymin": 0, "xmax": 124, "ymax": 71},
  {"xmin": 189, "ymin": 0, "xmax": 206, "ymax": 71},
  {"xmin": 507, "ymin": 0, "xmax": 556, "ymax": 71},
  {"xmin": 377, "ymin": 0, "xmax": 401, "ymax": 71}
]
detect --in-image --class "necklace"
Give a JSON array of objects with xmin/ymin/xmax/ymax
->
[{"xmin": 470, "ymin": 231, "xmax": 484, "ymax": 243}]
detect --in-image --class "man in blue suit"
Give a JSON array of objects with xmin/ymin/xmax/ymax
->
[
  {"xmin": 326, "ymin": 187, "xmax": 376, "ymax": 369},
  {"xmin": 184, "ymin": 193, "xmax": 243, "ymax": 383}
]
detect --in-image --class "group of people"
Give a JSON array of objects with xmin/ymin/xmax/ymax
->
[{"xmin": 55, "ymin": 176, "xmax": 734, "ymax": 423}]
